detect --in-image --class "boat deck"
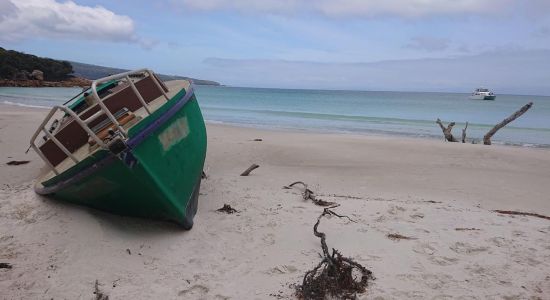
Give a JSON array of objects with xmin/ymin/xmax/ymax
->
[{"xmin": 36, "ymin": 79, "xmax": 190, "ymax": 187}]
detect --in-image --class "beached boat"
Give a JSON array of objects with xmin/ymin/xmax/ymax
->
[
  {"xmin": 469, "ymin": 88, "xmax": 496, "ymax": 100},
  {"xmin": 29, "ymin": 69, "xmax": 207, "ymax": 229}
]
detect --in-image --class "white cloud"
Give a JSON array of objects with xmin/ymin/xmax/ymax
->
[
  {"xmin": 176, "ymin": 0, "xmax": 515, "ymax": 17},
  {"xmin": 0, "ymin": 0, "xmax": 17, "ymax": 22},
  {"xmin": 0, "ymin": 0, "xmax": 148, "ymax": 47}
]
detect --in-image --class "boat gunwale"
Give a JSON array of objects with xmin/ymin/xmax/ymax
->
[{"xmin": 35, "ymin": 83, "xmax": 196, "ymax": 195}]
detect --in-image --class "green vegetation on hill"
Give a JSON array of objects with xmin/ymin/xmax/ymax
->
[
  {"xmin": 70, "ymin": 61, "xmax": 220, "ymax": 86},
  {"xmin": 0, "ymin": 47, "xmax": 220, "ymax": 86},
  {"xmin": 0, "ymin": 47, "xmax": 73, "ymax": 81}
]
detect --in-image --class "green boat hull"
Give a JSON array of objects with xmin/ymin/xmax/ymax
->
[{"xmin": 36, "ymin": 88, "xmax": 207, "ymax": 228}]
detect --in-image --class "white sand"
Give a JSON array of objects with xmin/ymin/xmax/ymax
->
[{"xmin": 1, "ymin": 103, "xmax": 549, "ymax": 299}]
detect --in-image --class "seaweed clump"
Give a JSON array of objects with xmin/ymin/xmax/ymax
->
[
  {"xmin": 296, "ymin": 208, "xmax": 374, "ymax": 299},
  {"xmin": 216, "ymin": 204, "xmax": 238, "ymax": 214}
]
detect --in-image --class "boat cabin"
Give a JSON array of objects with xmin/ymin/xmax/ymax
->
[{"xmin": 30, "ymin": 69, "xmax": 190, "ymax": 180}]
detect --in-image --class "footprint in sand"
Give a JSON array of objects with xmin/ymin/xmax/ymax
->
[
  {"xmin": 431, "ymin": 294, "xmax": 467, "ymax": 300},
  {"xmin": 512, "ymin": 253, "xmax": 542, "ymax": 267},
  {"xmin": 413, "ymin": 242, "xmax": 437, "ymax": 256},
  {"xmin": 388, "ymin": 290, "xmax": 428, "ymax": 299},
  {"xmin": 420, "ymin": 273, "xmax": 454, "ymax": 289},
  {"xmin": 178, "ymin": 284, "xmax": 209, "ymax": 298},
  {"xmin": 266, "ymin": 220, "xmax": 278, "ymax": 228},
  {"xmin": 262, "ymin": 233, "xmax": 276, "ymax": 245},
  {"xmin": 449, "ymin": 242, "xmax": 489, "ymax": 255},
  {"xmin": 264, "ymin": 265, "xmax": 297, "ymax": 275},
  {"xmin": 374, "ymin": 215, "xmax": 387, "ymax": 223},
  {"xmin": 465, "ymin": 263, "xmax": 501, "ymax": 288},
  {"xmin": 357, "ymin": 226, "xmax": 370, "ymax": 233},
  {"xmin": 412, "ymin": 242, "xmax": 459, "ymax": 266},
  {"xmin": 387, "ymin": 205, "xmax": 406, "ymax": 215},
  {"xmin": 396, "ymin": 273, "xmax": 454, "ymax": 289},
  {"xmin": 409, "ymin": 212, "xmax": 425, "ymax": 219},
  {"xmin": 428, "ymin": 255, "xmax": 459, "ymax": 266},
  {"xmin": 512, "ymin": 230, "xmax": 526, "ymax": 238}
]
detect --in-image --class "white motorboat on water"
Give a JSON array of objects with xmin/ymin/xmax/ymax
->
[{"xmin": 469, "ymin": 88, "xmax": 496, "ymax": 100}]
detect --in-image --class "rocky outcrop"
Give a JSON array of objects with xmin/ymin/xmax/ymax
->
[
  {"xmin": 12, "ymin": 69, "xmax": 44, "ymax": 81},
  {"xmin": 31, "ymin": 70, "xmax": 44, "ymax": 81}
]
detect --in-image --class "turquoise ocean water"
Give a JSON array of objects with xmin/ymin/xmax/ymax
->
[{"xmin": 1, "ymin": 85, "xmax": 549, "ymax": 147}]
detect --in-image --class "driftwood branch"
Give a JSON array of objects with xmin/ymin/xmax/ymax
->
[
  {"xmin": 314, "ymin": 209, "xmax": 333, "ymax": 259},
  {"xmin": 436, "ymin": 118, "xmax": 458, "ymax": 142},
  {"xmin": 286, "ymin": 181, "xmax": 337, "ymax": 207},
  {"xmin": 461, "ymin": 122, "xmax": 468, "ymax": 143},
  {"xmin": 483, "ymin": 102, "xmax": 533, "ymax": 145},
  {"xmin": 6, "ymin": 160, "xmax": 30, "ymax": 166},
  {"xmin": 0, "ymin": 262, "xmax": 12, "ymax": 269},
  {"xmin": 240, "ymin": 164, "xmax": 259, "ymax": 176},
  {"xmin": 387, "ymin": 233, "xmax": 416, "ymax": 241},
  {"xmin": 494, "ymin": 210, "xmax": 550, "ymax": 221}
]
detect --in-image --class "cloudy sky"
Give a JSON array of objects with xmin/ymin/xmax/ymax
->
[{"xmin": 1, "ymin": 0, "xmax": 550, "ymax": 94}]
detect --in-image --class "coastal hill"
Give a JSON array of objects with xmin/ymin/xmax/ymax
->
[
  {"xmin": 0, "ymin": 47, "xmax": 220, "ymax": 87},
  {"xmin": 70, "ymin": 62, "xmax": 220, "ymax": 86},
  {"xmin": 0, "ymin": 47, "xmax": 73, "ymax": 81}
]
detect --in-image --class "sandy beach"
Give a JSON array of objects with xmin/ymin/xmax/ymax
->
[{"xmin": 1, "ymin": 103, "xmax": 549, "ymax": 299}]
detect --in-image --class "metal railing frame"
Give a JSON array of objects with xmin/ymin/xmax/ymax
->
[{"xmin": 29, "ymin": 69, "xmax": 168, "ymax": 175}]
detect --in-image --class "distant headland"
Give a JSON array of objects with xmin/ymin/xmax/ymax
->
[{"xmin": 0, "ymin": 47, "xmax": 220, "ymax": 88}]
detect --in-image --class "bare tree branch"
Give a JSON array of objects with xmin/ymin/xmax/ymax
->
[
  {"xmin": 483, "ymin": 102, "xmax": 533, "ymax": 145},
  {"xmin": 436, "ymin": 118, "xmax": 458, "ymax": 142},
  {"xmin": 240, "ymin": 164, "xmax": 259, "ymax": 176},
  {"xmin": 461, "ymin": 122, "xmax": 468, "ymax": 143}
]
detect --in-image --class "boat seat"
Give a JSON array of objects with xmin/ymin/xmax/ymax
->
[{"xmin": 88, "ymin": 108, "xmax": 137, "ymax": 146}]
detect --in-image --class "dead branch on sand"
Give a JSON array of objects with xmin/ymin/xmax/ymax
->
[
  {"xmin": 436, "ymin": 119, "xmax": 458, "ymax": 142},
  {"xmin": 6, "ymin": 160, "xmax": 30, "ymax": 166},
  {"xmin": 285, "ymin": 181, "xmax": 337, "ymax": 207},
  {"xmin": 483, "ymin": 102, "xmax": 533, "ymax": 145},
  {"xmin": 296, "ymin": 208, "xmax": 373, "ymax": 299},
  {"xmin": 0, "ymin": 262, "xmax": 12, "ymax": 269},
  {"xmin": 494, "ymin": 210, "xmax": 550, "ymax": 221},
  {"xmin": 240, "ymin": 164, "xmax": 259, "ymax": 176},
  {"xmin": 424, "ymin": 200, "xmax": 442, "ymax": 204},
  {"xmin": 387, "ymin": 233, "xmax": 416, "ymax": 241}
]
